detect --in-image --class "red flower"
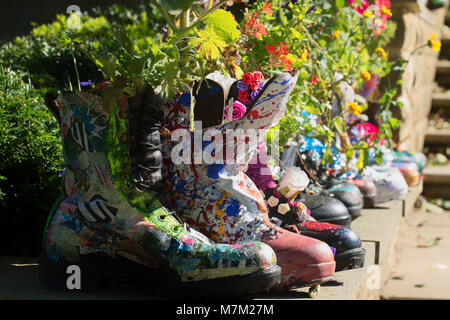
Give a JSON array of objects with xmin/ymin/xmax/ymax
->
[
  {"xmin": 248, "ymin": 71, "xmax": 264, "ymax": 90},
  {"xmin": 238, "ymin": 90, "xmax": 250, "ymax": 102},
  {"xmin": 241, "ymin": 3, "xmax": 271, "ymax": 40},
  {"xmin": 280, "ymin": 56, "xmax": 292, "ymax": 71},
  {"xmin": 265, "ymin": 42, "xmax": 292, "ymax": 71},
  {"xmin": 311, "ymin": 75, "xmax": 318, "ymax": 85},
  {"xmin": 242, "ymin": 72, "xmax": 255, "ymax": 85},
  {"xmin": 262, "ymin": 1, "xmax": 273, "ymax": 15},
  {"xmin": 253, "ymin": 71, "xmax": 264, "ymax": 82}
]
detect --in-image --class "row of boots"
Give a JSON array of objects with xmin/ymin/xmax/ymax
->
[{"xmin": 39, "ymin": 70, "xmax": 368, "ymax": 297}]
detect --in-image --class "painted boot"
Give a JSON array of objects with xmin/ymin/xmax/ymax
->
[
  {"xmin": 322, "ymin": 180, "xmax": 364, "ymax": 220},
  {"xmin": 246, "ymin": 144, "xmax": 365, "ymax": 271},
  {"xmin": 346, "ymin": 177, "xmax": 377, "ymax": 208},
  {"xmin": 362, "ymin": 164, "xmax": 409, "ymax": 204},
  {"xmin": 38, "ymin": 87, "xmax": 282, "ymax": 297},
  {"xmin": 160, "ymin": 71, "xmax": 335, "ymax": 291},
  {"xmin": 281, "ymin": 142, "xmax": 352, "ymax": 226}
]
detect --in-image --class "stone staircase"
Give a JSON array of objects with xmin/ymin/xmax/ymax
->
[{"xmin": 423, "ymin": 11, "xmax": 450, "ymax": 200}]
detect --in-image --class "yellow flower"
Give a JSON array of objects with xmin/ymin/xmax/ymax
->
[
  {"xmin": 300, "ymin": 49, "xmax": 309, "ymax": 61},
  {"xmin": 231, "ymin": 60, "xmax": 243, "ymax": 78},
  {"xmin": 361, "ymin": 71, "xmax": 372, "ymax": 81},
  {"xmin": 375, "ymin": 47, "xmax": 387, "ymax": 59},
  {"xmin": 428, "ymin": 33, "xmax": 441, "ymax": 52},
  {"xmin": 381, "ymin": 5, "xmax": 392, "ymax": 17},
  {"xmin": 346, "ymin": 101, "xmax": 363, "ymax": 116},
  {"xmin": 333, "ymin": 30, "xmax": 341, "ymax": 38},
  {"xmin": 429, "ymin": 33, "xmax": 438, "ymax": 41},
  {"xmin": 363, "ymin": 11, "xmax": 373, "ymax": 18}
]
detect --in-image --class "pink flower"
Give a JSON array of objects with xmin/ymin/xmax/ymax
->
[
  {"xmin": 374, "ymin": 0, "xmax": 392, "ymax": 30},
  {"xmin": 224, "ymin": 101, "xmax": 247, "ymax": 121},
  {"xmin": 354, "ymin": 0, "xmax": 369, "ymax": 14}
]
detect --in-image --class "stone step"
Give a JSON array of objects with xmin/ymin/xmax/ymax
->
[
  {"xmin": 423, "ymin": 165, "xmax": 450, "ymax": 184},
  {"xmin": 422, "ymin": 165, "xmax": 450, "ymax": 199},
  {"xmin": 436, "ymin": 60, "xmax": 450, "ymax": 75},
  {"xmin": 381, "ymin": 211, "xmax": 450, "ymax": 300},
  {"xmin": 431, "ymin": 93, "xmax": 450, "ymax": 109},
  {"xmin": 424, "ymin": 127, "xmax": 450, "ymax": 144}
]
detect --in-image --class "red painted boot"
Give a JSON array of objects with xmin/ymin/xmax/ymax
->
[
  {"xmin": 263, "ymin": 226, "xmax": 335, "ymax": 290},
  {"xmin": 159, "ymin": 70, "xmax": 336, "ymax": 291}
]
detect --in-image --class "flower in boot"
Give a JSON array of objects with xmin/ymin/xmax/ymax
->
[
  {"xmin": 224, "ymin": 101, "xmax": 247, "ymax": 121},
  {"xmin": 380, "ymin": 5, "xmax": 392, "ymax": 17},
  {"xmin": 361, "ymin": 71, "xmax": 372, "ymax": 81},
  {"xmin": 352, "ymin": 0, "xmax": 369, "ymax": 14},
  {"xmin": 346, "ymin": 101, "xmax": 363, "ymax": 116},
  {"xmin": 238, "ymin": 90, "xmax": 252, "ymax": 105},
  {"xmin": 265, "ymin": 42, "xmax": 292, "ymax": 71},
  {"xmin": 262, "ymin": 1, "xmax": 273, "ymax": 15},
  {"xmin": 375, "ymin": 0, "xmax": 392, "ymax": 30},
  {"xmin": 363, "ymin": 10, "xmax": 373, "ymax": 18},
  {"xmin": 375, "ymin": 47, "xmax": 387, "ymax": 59}
]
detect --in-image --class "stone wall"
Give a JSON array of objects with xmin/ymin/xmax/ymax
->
[{"xmin": 389, "ymin": 0, "xmax": 448, "ymax": 151}]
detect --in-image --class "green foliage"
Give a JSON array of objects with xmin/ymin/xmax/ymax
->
[
  {"xmin": 0, "ymin": 2, "xmax": 166, "ymax": 256},
  {"xmin": 0, "ymin": 3, "xmax": 165, "ymax": 92},
  {"xmin": 239, "ymin": 0, "xmax": 399, "ymax": 165},
  {"xmin": 0, "ymin": 66, "xmax": 63, "ymax": 256}
]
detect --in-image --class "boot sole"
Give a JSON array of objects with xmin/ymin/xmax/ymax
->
[
  {"xmin": 374, "ymin": 189, "xmax": 408, "ymax": 204},
  {"xmin": 347, "ymin": 204, "xmax": 362, "ymax": 220},
  {"xmin": 38, "ymin": 253, "xmax": 281, "ymax": 298},
  {"xmin": 334, "ymin": 248, "xmax": 366, "ymax": 271},
  {"xmin": 363, "ymin": 194, "xmax": 377, "ymax": 208},
  {"xmin": 287, "ymin": 261, "xmax": 336, "ymax": 288}
]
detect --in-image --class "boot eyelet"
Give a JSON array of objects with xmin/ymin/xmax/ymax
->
[
  {"xmin": 172, "ymin": 225, "xmax": 182, "ymax": 233},
  {"xmin": 158, "ymin": 214, "xmax": 166, "ymax": 222}
]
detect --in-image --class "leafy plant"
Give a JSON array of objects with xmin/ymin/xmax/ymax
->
[{"xmin": 0, "ymin": 66, "xmax": 63, "ymax": 256}]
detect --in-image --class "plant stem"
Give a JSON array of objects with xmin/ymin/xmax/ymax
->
[
  {"xmin": 153, "ymin": 2, "xmax": 178, "ymax": 33},
  {"xmin": 299, "ymin": 23, "xmax": 338, "ymax": 66},
  {"xmin": 181, "ymin": 10, "xmax": 190, "ymax": 29},
  {"xmin": 72, "ymin": 52, "xmax": 81, "ymax": 92},
  {"xmin": 170, "ymin": 0, "xmax": 228, "ymax": 42}
]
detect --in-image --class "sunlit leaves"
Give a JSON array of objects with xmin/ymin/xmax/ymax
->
[{"xmin": 188, "ymin": 26, "xmax": 227, "ymax": 61}]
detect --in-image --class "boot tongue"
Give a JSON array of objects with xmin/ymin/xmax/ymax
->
[{"xmin": 193, "ymin": 79, "xmax": 224, "ymax": 128}]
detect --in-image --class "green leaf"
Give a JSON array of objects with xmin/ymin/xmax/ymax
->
[
  {"xmin": 302, "ymin": 105, "xmax": 320, "ymax": 114},
  {"xmin": 389, "ymin": 117, "xmax": 400, "ymax": 129},
  {"xmin": 336, "ymin": 0, "xmax": 345, "ymax": 9},
  {"xmin": 203, "ymin": 9, "xmax": 240, "ymax": 45}
]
